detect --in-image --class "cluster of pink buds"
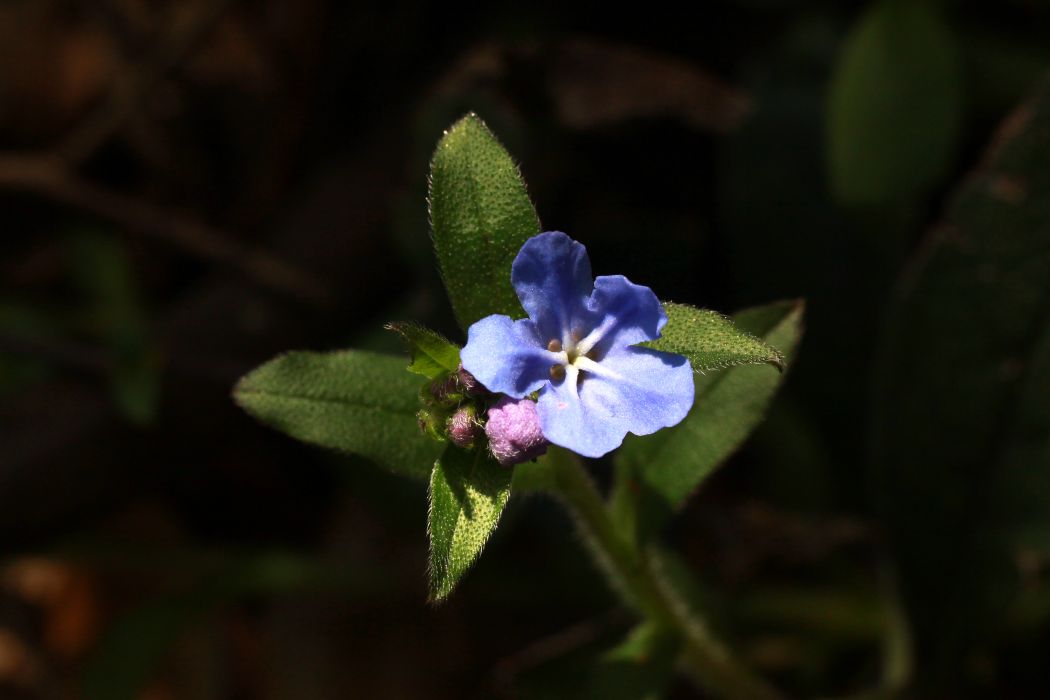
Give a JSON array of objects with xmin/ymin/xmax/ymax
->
[{"xmin": 418, "ymin": 364, "xmax": 549, "ymax": 466}]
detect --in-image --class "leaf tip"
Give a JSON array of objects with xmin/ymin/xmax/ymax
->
[
  {"xmin": 766, "ymin": 299, "xmax": 805, "ymax": 372},
  {"xmin": 426, "ymin": 584, "xmax": 452, "ymax": 605},
  {"xmin": 444, "ymin": 112, "xmax": 489, "ymax": 139},
  {"xmin": 785, "ymin": 298, "xmax": 806, "ymax": 329},
  {"xmin": 230, "ymin": 374, "xmax": 254, "ymax": 410}
]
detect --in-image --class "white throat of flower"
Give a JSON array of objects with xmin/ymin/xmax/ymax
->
[{"xmin": 544, "ymin": 319, "xmax": 622, "ymax": 394}]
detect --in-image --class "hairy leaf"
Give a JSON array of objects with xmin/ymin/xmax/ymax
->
[
  {"xmin": 234, "ymin": 350, "xmax": 441, "ymax": 479},
  {"xmin": 828, "ymin": 0, "xmax": 961, "ymax": 204},
  {"xmin": 428, "ymin": 445, "xmax": 513, "ymax": 600},
  {"xmin": 429, "ymin": 113, "xmax": 541, "ymax": 330},
  {"xmin": 385, "ymin": 322, "xmax": 461, "ymax": 379},
  {"xmin": 644, "ymin": 302, "xmax": 785, "ymax": 372}
]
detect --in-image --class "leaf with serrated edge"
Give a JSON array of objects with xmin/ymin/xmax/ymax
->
[
  {"xmin": 613, "ymin": 301, "xmax": 803, "ymax": 543},
  {"xmin": 385, "ymin": 322, "xmax": 461, "ymax": 379},
  {"xmin": 233, "ymin": 350, "xmax": 441, "ymax": 479},
  {"xmin": 429, "ymin": 114, "xmax": 541, "ymax": 330},
  {"xmin": 428, "ymin": 445, "xmax": 512, "ymax": 600},
  {"xmin": 644, "ymin": 302, "xmax": 785, "ymax": 373}
]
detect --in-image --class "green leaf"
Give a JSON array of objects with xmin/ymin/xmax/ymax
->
[
  {"xmin": 384, "ymin": 322, "xmax": 461, "ymax": 379},
  {"xmin": 589, "ymin": 622, "xmax": 680, "ymax": 700},
  {"xmin": 828, "ymin": 0, "xmax": 961, "ymax": 204},
  {"xmin": 428, "ymin": 444, "xmax": 513, "ymax": 600},
  {"xmin": 735, "ymin": 586, "xmax": 887, "ymax": 643},
  {"xmin": 0, "ymin": 301, "xmax": 61, "ymax": 397},
  {"xmin": 613, "ymin": 301, "xmax": 804, "ymax": 544},
  {"xmin": 82, "ymin": 594, "xmax": 199, "ymax": 700},
  {"xmin": 233, "ymin": 350, "xmax": 442, "ymax": 479},
  {"xmin": 429, "ymin": 113, "xmax": 541, "ymax": 330},
  {"xmin": 871, "ymin": 76, "xmax": 1050, "ymax": 685},
  {"xmin": 644, "ymin": 302, "xmax": 785, "ymax": 372},
  {"xmin": 69, "ymin": 231, "xmax": 160, "ymax": 426}
]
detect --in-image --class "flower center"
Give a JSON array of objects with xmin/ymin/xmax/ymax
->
[{"xmin": 548, "ymin": 328, "xmax": 599, "ymax": 381}]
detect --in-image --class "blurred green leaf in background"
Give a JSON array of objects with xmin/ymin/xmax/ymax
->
[
  {"xmin": 69, "ymin": 231, "xmax": 160, "ymax": 425},
  {"xmin": 872, "ymin": 75, "xmax": 1050, "ymax": 691},
  {"xmin": 828, "ymin": 0, "xmax": 962, "ymax": 205}
]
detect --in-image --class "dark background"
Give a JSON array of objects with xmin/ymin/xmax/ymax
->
[{"xmin": 1, "ymin": 1, "xmax": 1049, "ymax": 698}]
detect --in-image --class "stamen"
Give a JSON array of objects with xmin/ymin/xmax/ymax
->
[
  {"xmin": 575, "ymin": 317, "xmax": 616, "ymax": 357},
  {"xmin": 547, "ymin": 338, "xmax": 562, "ymax": 352},
  {"xmin": 549, "ymin": 364, "xmax": 566, "ymax": 381},
  {"xmin": 564, "ymin": 365, "xmax": 581, "ymax": 399},
  {"xmin": 574, "ymin": 355, "xmax": 622, "ymax": 380},
  {"xmin": 570, "ymin": 327, "xmax": 584, "ymax": 344}
]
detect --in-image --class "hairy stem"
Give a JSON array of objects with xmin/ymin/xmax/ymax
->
[{"xmin": 549, "ymin": 451, "xmax": 783, "ymax": 700}]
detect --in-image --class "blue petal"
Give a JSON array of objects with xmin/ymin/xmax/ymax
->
[
  {"xmin": 577, "ymin": 275, "xmax": 667, "ymax": 358},
  {"xmin": 460, "ymin": 315, "xmax": 556, "ymax": 398},
  {"xmin": 511, "ymin": 232, "xmax": 596, "ymax": 342},
  {"xmin": 537, "ymin": 347, "xmax": 694, "ymax": 458}
]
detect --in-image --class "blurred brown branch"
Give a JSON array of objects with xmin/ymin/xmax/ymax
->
[
  {"xmin": 0, "ymin": 153, "xmax": 327, "ymax": 304},
  {"xmin": 0, "ymin": 0, "xmax": 328, "ymax": 305}
]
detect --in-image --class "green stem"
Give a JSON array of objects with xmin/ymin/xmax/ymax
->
[{"xmin": 550, "ymin": 451, "xmax": 784, "ymax": 700}]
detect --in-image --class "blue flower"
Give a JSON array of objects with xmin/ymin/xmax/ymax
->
[{"xmin": 460, "ymin": 231, "xmax": 694, "ymax": 458}]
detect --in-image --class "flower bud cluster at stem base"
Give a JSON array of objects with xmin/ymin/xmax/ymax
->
[{"xmin": 416, "ymin": 364, "xmax": 548, "ymax": 467}]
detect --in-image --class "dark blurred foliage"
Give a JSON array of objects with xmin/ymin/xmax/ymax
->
[{"xmin": 1, "ymin": 1, "xmax": 1049, "ymax": 698}]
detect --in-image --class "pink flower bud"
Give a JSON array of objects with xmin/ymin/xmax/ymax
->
[
  {"xmin": 447, "ymin": 407, "xmax": 479, "ymax": 449},
  {"xmin": 485, "ymin": 396, "xmax": 549, "ymax": 466},
  {"xmin": 457, "ymin": 365, "xmax": 486, "ymax": 396}
]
